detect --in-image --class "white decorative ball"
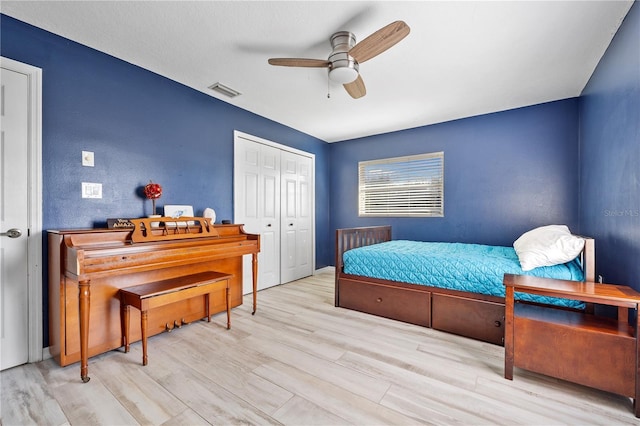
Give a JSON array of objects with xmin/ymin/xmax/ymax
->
[{"xmin": 203, "ymin": 207, "xmax": 216, "ymax": 224}]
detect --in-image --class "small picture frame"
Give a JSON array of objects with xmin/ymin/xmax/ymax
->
[{"xmin": 163, "ymin": 205, "xmax": 194, "ymax": 226}]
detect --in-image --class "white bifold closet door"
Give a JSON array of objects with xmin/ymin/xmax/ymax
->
[
  {"xmin": 280, "ymin": 150, "xmax": 313, "ymax": 284},
  {"xmin": 234, "ymin": 132, "xmax": 314, "ymax": 294}
]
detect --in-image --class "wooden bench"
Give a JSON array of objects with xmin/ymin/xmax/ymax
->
[{"xmin": 119, "ymin": 271, "xmax": 232, "ymax": 366}]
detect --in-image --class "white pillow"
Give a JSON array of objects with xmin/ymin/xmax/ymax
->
[{"xmin": 513, "ymin": 225, "xmax": 585, "ymax": 271}]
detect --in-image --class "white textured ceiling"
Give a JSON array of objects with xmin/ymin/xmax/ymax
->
[{"xmin": 1, "ymin": 1, "xmax": 634, "ymax": 142}]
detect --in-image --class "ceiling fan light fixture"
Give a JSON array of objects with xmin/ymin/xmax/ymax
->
[
  {"xmin": 328, "ymin": 51, "xmax": 359, "ymax": 84},
  {"xmin": 329, "ymin": 66, "xmax": 359, "ymax": 84}
]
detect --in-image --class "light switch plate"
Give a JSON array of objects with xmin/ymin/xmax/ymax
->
[
  {"xmin": 82, "ymin": 151, "xmax": 95, "ymax": 167},
  {"xmin": 82, "ymin": 182, "xmax": 102, "ymax": 199}
]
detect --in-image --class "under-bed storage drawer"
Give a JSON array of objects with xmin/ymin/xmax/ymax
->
[
  {"xmin": 431, "ymin": 293, "xmax": 504, "ymax": 345},
  {"xmin": 338, "ymin": 278, "xmax": 430, "ymax": 327}
]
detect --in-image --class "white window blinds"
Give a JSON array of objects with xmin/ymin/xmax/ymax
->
[{"xmin": 358, "ymin": 152, "xmax": 444, "ymax": 217}]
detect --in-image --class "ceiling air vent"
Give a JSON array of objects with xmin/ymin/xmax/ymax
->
[{"xmin": 208, "ymin": 82, "xmax": 241, "ymax": 98}]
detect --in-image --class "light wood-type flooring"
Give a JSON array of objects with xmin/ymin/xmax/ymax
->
[{"xmin": 2, "ymin": 268, "xmax": 637, "ymax": 425}]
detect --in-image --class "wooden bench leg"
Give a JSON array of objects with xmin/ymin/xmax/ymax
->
[
  {"xmin": 124, "ymin": 305, "xmax": 130, "ymax": 353},
  {"xmin": 141, "ymin": 310, "xmax": 148, "ymax": 366},
  {"xmin": 225, "ymin": 286, "xmax": 231, "ymax": 330}
]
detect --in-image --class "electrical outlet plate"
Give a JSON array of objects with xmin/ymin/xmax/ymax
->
[
  {"xmin": 82, "ymin": 182, "xmax": 102, "ymax": 199},
  {"xmin": 82, "ymin": 151, "xmax": 94, "ymax": 167}
]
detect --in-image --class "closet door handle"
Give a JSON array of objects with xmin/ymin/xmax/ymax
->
[{"xmin": 266, "ymin": 224, "xmax": 272, "ymax": 227}]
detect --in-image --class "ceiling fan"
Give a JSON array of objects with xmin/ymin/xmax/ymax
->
[{"xmin": 268, "ymin": 21, "xmax": 410, "ymax": 99}]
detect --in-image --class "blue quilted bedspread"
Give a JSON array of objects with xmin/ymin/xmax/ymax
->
[{"xmin": 343, "ymin": 240, "xmax": 585, "ymax": 309}]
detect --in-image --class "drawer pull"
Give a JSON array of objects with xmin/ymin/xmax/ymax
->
[
  {"xmin": 494, "ymin": 320, "xmax": 502, "ymax": 327},
  {"xmin": 376, "ymin": 297, "xmax": 383, "ymax": 303}
]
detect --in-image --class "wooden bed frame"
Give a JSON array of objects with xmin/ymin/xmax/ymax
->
[{"xmin": 335, "ymin": 226, "xmax": 595, "ymax": 345}]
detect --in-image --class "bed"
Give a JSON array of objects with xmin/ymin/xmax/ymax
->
[{"xmin": 335, "ymin": 225, "xmax": 595, "ymax": 345}]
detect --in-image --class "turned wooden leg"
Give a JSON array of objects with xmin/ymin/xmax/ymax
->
[
  {"xmin": 141, "ymin": 310, "xmax": 148, "ymax": 366},
  {"xmin": 78, "ymin": 280, "xmax": 91, "ymax": 383},
  {"xmin": 252, "ymin": 253, "xmax": 258, "ymax": 315}
]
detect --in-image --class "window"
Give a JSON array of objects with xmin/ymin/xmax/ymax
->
[{"xmin": 358, "ymin": 152, "xmax": 444, "ymax": 217}]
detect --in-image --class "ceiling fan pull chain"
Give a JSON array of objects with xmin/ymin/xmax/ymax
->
[{"xmin": 327, "ymin": 74, "xmax": 331, "ymax": 98}]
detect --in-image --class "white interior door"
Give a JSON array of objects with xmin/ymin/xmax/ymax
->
[
  {"xmin": 1, "ymin": 66, "xmax": 30, "ymax": 370},
  {"xmin": 234, "ymin": 136, "xmax": 281, "ymax": 294},
  {"xmin": 280, "ymin": 150, "xmax": 313, "ymax": 284}
]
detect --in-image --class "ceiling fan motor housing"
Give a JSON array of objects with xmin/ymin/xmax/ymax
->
[{"xmin": 328, "ymin": 31, "xmax": 359, "ymax": 84}]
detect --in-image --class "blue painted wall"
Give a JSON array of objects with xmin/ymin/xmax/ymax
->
[
  {"xmin": 579, "ymin": 2, "xmax": 640, "ymax": 290},
  {"xmin": 329, "ymin": 99, "xmax": 581, "ymax": 250},
  {"xmin": 0, "ymin": 15, "xmax": 329, "ymax": 238},
  {"xmin": 1, "ymin": 15, "xmax": 331, "ymax": 346}
]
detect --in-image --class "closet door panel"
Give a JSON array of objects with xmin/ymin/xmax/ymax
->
[
  {"xmin": 244, "ymin": 173, "xmax": 258, "ymax": 218},
  {"xmin": 235, "ymin": 138, "xmax": 281, "ymax": 293},
  {"xmin": 263, "ymin": 174, "xmax": 277, "ymax": 219},
  {"xmin": 281, "ymin": 151, "xmax": 313, "ymax": 284},
  {"xmin": 283, "ymin": 230, "xmax": 296, "ymax": 270}
]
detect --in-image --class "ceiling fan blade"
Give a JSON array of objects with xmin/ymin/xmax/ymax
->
[
  {"xmin": 268, "ymin": 58, "xmax": 331, "ymax": 68},
  {"xmin": 349, "ymin": 21, "xmax": 410, "ymax": 64},
  {"xmin": 344, "ymin": 75, "xmax": 366, "ymax": 99}
]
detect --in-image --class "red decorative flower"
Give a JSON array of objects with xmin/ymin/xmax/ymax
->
[{"xmin": 144, "ymin": 181, "xmax": 162, "ymax": 200}]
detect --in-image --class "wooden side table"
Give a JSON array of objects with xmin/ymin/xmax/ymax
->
[{"xmin": 503, "ymin": 273, "xmax": 640, "ymax": 417}]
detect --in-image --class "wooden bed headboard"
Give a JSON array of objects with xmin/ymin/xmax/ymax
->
[
  {"xmin": 335, "ymin": 226, "xmax": 391, "ymax": 271},
  {"xmin": 335, "ymin": 225, "xmax": 595, "ymax": 282}
]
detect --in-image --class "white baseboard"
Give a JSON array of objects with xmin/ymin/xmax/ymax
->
[
  {"xmin": 314, "ymin": 266, "xmax": 335, "ymax": 275},
  {"xmin": 42, "ymin": 347, "xmax": 52, "ymax": 361}
]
